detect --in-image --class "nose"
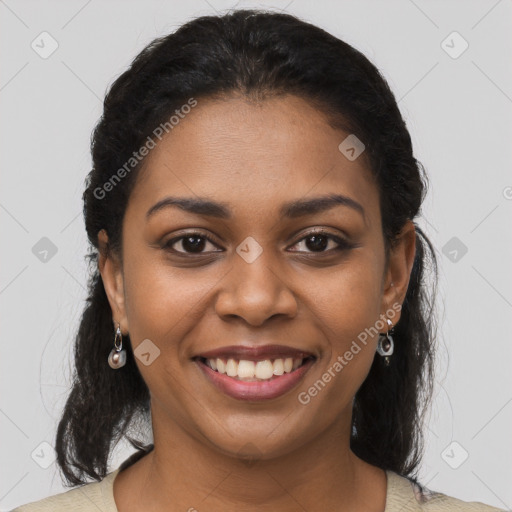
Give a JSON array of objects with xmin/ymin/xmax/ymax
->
[{"xmin": 214, "ymin": 249, "xmax": 298, "ymax": 326}]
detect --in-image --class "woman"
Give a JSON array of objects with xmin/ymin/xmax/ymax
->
[{"xmin": 13, "ymin": 9, "xmax": 503, "ymax": 511}]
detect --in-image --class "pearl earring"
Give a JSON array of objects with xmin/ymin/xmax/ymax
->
[{"xmin": 108, "ymin": 323, "xmax": 127, "ymax": 369}]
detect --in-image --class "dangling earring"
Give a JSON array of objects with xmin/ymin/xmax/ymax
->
[
  {"xmin": 108, "ymin": 323, "xmax": 127, "ymax": 369},
  {"xmin": 377, "ymin": 318, "xmax": 394, "ymax": 366}
]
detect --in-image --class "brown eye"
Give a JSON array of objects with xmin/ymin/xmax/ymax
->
[
  {"xmin": 164, "ymin": 232, "xmax": 221, "ymax": 254},
  {"xmin": 289, "ymin": 230, "xmax": 353, "ymax": 254}
]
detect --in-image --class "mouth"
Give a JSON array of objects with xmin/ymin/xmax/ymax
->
[
  {"xmin": 192, "ymin": 346, "xmax": 317, "ymax": 401},
  {"xmin": 195, "ymin": 355, "xmax": 315, "ymax": 382}
]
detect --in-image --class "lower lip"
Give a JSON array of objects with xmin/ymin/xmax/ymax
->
[{"xmin": 195, "ymin": 358, "xmax": 315, "ymax": 401}]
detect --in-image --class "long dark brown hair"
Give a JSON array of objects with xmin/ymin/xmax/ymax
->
[{"xmin": 55, "ymin": 9, "xmax": 438, "ymax": 486}]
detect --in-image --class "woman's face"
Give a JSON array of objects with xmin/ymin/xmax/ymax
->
[{"xmin": 100, "ymin": 94, "xmax": 414, "ymax": 460}]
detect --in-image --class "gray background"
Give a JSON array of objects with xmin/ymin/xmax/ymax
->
[{"xmin": 1, "ymin": 0, "xmax": 511, "ymax": 509}]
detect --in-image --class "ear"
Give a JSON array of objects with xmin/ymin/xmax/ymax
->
[
  {"xmin": 97, "ymin": 229, "xmax": 129, "ymax": 335},
  {"xmin": 380, "ymin": 220, "xmax": 417, "ymax": 327}
]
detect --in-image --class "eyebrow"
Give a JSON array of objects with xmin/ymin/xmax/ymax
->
[{"xmin": 146, "ymin": 193, "xmax": 366, "ymax": 222}]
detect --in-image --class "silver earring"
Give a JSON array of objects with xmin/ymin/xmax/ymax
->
[
  {"xmin": 377, "ymin": 318, "xmax": 394, "ymax": 366},
  {"xmin": 108, "ymin": 323, "xmax": 127, "ymax": 369}
]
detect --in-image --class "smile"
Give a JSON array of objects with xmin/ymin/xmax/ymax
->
[{"xmin": 194, "ymin": 356, "xmax": 316, "ymax": 401}]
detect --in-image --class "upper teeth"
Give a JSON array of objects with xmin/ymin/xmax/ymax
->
[{"xmin": 207, "ymin": 357, "xmax": 304, "ymax": 380}]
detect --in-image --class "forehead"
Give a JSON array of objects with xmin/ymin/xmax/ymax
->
[{"xmin": 126, "ymin": 94, "xmax": 379, "ymax": 226}]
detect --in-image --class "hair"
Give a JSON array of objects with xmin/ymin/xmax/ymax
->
[{"xmin": 55, "ymin": 9, "xmax": 438, "ymax": 486}]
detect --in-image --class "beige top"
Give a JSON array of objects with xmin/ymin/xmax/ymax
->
[{"xmin": 12, "ymin": 468, "xmax": 504, "ymax": 511}]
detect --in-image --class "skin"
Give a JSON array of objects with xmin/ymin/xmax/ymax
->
[{"xmin": 98, "ymin": 94, "xmax": 416, "ymax": 511}]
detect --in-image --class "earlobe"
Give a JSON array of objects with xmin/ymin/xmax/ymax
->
[{"xmin": 97, "ymin": 229, "xmax": 129, "ymax": 334}]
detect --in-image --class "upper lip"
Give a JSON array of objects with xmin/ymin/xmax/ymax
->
[{"xmin": 195, "ymin": 344, "xmax": 316, "ymax": 361}]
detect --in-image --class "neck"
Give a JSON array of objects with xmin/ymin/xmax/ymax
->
[{"xmin": 115, "ymin": 405, "xmax": 386, "ymax": 511}]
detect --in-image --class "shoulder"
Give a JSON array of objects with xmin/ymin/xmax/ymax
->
[
  {"xmin": 385, "ymin": 471, "xmax": 506, "ymax": 512},
  {"xmin": 11, "ymin": 468, "xmax": 120, "ymax": 512}
]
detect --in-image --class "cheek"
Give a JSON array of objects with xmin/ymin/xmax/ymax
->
[
  {"xmin": 303, "ymin": 255, "xmax": 382, "ymax": 390},
  {"xmin": 121, "ymin": 256, "xmax": 213, "ymax": 413},
  {"xmin": 122, "ymin": 251, "xmax": 222, "ymax": 357},
  {"xmin": 306, "ymin": 254, "xmax": 383, "ymax": 340}
]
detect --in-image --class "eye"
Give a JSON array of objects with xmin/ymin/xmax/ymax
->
[
  {"xmin": 163, "ymin": 229, "xmax": 353, "ymax": 256},
  {"xmin": 163, "ymin": 232, "xmax": 221, "ymax": 255},
  {"xmin": 288, "ymin": 229, "xmax": 353, "ymax": 254}
]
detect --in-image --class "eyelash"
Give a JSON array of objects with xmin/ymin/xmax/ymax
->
[{"xmin": 163, "ymin": 229, "xmax": 353, "ymax": 256}]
